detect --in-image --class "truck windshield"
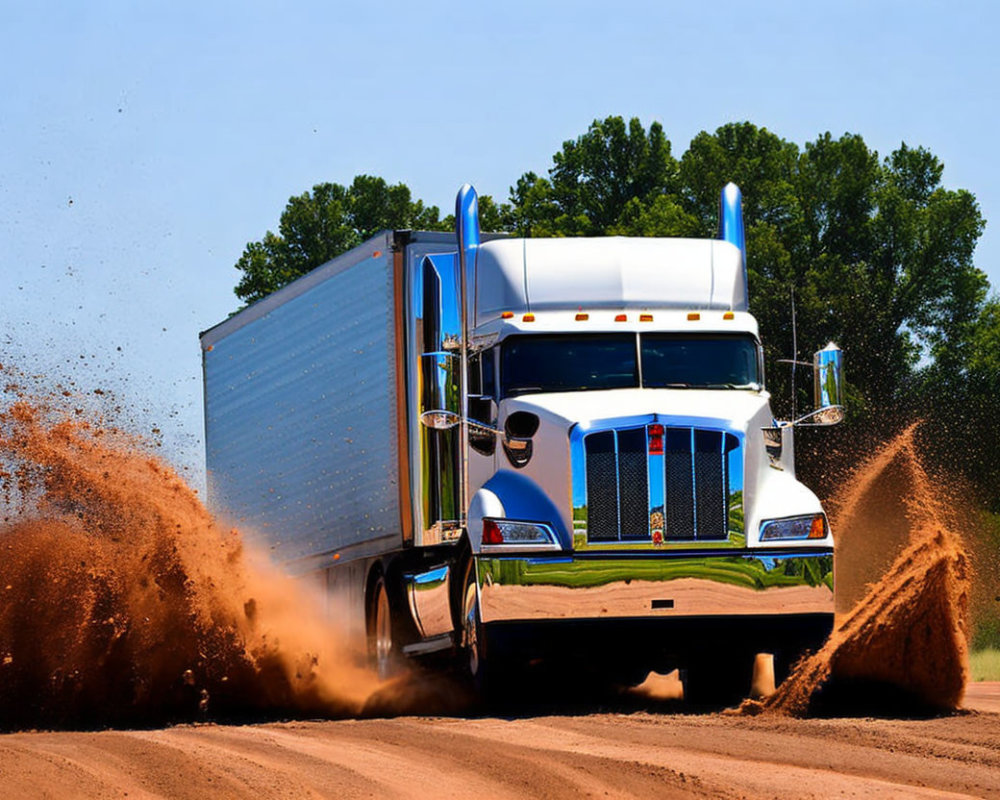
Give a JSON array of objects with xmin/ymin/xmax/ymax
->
[
  {"xmin": 500, "ymin": 333, "xmax": 760, "ymax": 397},
  {"xmin": 641, "ymin": 333, "xmax": 760, "ymax": 389},
  {"xmin": 501, "ymin": 334, "xmax": 637, "ymax": 396}
]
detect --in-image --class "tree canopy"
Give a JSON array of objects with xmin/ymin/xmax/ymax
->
[
  {"xmin": 232, "ymin": 116, "xmax": 994, "ymax": 500},
  {"xmin": 234, "ymin": 175, "xmax": 448, "ymax": 304},
  {"xmin": 504, "ymin": 118, "xmax": 988, "ymax": 421}
]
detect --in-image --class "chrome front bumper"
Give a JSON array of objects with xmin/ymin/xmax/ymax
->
[{"xmin": 476, "ymin": 549, "xmax": 833, "ymax": 623}]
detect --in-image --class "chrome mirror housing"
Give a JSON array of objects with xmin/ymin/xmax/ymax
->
[
  {"xmin": 783, "ymin": 341, "xmax": 845, "ymax": 427},
  {"xmin": 808, "ymin": 342, "xmax": 844, "ymax": 426},
  {"xmin": 814, "ymin": 342, "xmax": 842, "ymax": 408}
]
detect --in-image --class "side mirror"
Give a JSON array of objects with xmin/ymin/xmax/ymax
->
[{"xmin": 798, "ymin": 342, "xmax": 844, "ymax": 426}]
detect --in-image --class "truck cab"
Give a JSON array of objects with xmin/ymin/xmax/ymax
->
[{"xmin": 412, "ymin": 186, "xmax": 841, "ymax": 701}]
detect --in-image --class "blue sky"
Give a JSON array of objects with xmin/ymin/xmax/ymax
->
[{"xmin": 2, "ymin": 1, "xmax": 997, "ymax": 487}]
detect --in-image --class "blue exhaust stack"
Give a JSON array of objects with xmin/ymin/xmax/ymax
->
[{"xmin": 718, "ymin": 182, "xmax": 748, "ymax": 310}]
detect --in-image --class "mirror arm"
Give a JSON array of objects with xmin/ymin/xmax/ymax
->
[
  {"xmin": 419, "ymin": 412, "xmax": 536, "ymax": 451},
  {"xmin": 787, "ymin": 405, "xmax": 845, "ymax": 427}
]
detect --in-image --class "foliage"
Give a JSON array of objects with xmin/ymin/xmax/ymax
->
[
  {"xmin": 508, "ymin": 119, "xmax": 989, "ymax": 429},
  {"xmin": 234, "ymin": 175, "xmax": 448, "ymax": 304},
  {"xmin": 233, "ymin": 116, "xmax": 994, "ymax": 502}
]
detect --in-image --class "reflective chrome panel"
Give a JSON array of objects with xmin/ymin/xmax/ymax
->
[
  {"xmin": 420, "ymin": 351, "xmax": 461, "ymax": 418},
  {"xmin": 404, "ymin": 564, "xmax": 453, "ymax": 638},
  {"xmin": 417, "ymin": 255, "xmax": 464, "ymax": 538},
  {"xmin": 477, "ymin": 550, "xmax": 833, "ymax": 623}
]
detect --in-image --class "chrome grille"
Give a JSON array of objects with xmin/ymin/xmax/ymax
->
[{"xmin": 583, "ymin": 424, "xmax": 738, "ymax": 542}]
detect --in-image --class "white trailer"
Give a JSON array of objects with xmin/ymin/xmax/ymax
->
[{"xmin": 201, "ymin": 184, "xmax": 843, "ymax": 703}]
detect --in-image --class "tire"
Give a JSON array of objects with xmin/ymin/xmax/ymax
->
[
  {"xmin": 369, "ymin": 575, "xmax": 400, "ymax": 681},
  {"xmin": 458, "ymin": 556, "xmax": 491, "ymax": 693}
]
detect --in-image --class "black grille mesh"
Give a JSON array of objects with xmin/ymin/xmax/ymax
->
[
  {"xmin": 585, "ymin": 431, "xmax": 618, "ymax": 540},
  {"xmin": 665, "ymin": 428, "xmax": 695, "ymax": 540},
  {"xmin": 617, "ymin": 428, "xmax": 649, "ymax": 538},
  {"xmin": 693, "ymin": 429, "xmax": 727, "ymax": 540}
]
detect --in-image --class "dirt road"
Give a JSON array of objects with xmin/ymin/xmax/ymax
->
[{"xmin": 0, "ymin": 683, "xmax": 996, "ymax": 799}]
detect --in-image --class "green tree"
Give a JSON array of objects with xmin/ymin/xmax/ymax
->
[
  {"xmin": 509, "ymin": 116, "xmax": 686, "ymax": 236},
  {"xmin": 439, "ymin": 193, "xmax": 514, "ymax": 234},
  {"xmin": 234, "ymin": 175, "xmax": 446, "ymax": 304},
  {"xmin": 508, "ymin": 118, "xmax": 988, "ymax": 436}
]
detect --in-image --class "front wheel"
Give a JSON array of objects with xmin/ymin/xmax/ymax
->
[{"xmin": 459, "ymin": 556, "xmax": 491, "ymax": 692}]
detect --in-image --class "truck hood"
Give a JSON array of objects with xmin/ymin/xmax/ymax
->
[
  {"xmin": 501, "ymin": 387, "xmax": 772, "ymax": 432},
  {"xmin": 487, "ymin": 386, "xmax": 817, "ymax": 551}
]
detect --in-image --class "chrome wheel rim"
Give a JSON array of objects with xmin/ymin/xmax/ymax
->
[{"xmin": 375, "ymin": 582, "xmax": 392, "ymax": 680}]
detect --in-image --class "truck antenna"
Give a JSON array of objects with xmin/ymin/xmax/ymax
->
[{"xmin": 790, "ymin": 285, "xmax": 797, "ymax": 421}]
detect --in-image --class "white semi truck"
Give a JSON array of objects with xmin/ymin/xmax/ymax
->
[{"xmin": 201, "ymin": 183, "xmax": 843, "ymax": 704}]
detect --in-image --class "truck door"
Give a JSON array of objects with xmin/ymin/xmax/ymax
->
[{"xmin": 467, "ymin": 346, "xmax": 497, "ymax": 489}]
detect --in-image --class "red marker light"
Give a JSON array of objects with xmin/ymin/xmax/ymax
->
[
  {"xmin": 615, "ymin": 314, "xmax": 627, "ymax": 322},
  {"xmin": 482, "ymin": 519, "xmax": 503, "ymax": 544},
  {"xmin": 648, "ymin": 424, "xmax": 664, "ymax": 455}
]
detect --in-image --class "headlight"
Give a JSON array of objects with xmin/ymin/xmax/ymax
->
[
  {"xmin": 759, "ymin": 514, "xmax": 828, "ymax": 541},
  {"xmin": 481, "ymin": 518, "xmax": 560, "ymax": 552}
]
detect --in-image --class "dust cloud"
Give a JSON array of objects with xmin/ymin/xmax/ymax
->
[
  {"xmin": 749, "ymin": 425, "xmax": 971, "ymax": 716},
  {"xmin": 0, "ymin": 367, "xmax": 978, "ymax": 728},
  {"xmin": 0, "ymin": 387, "xmax": 379, "ymax": 729}
]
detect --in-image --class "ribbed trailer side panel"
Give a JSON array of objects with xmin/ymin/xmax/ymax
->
[{"xmin": 202, "ymin": 237, "xmax": 401, "ymax": 565}]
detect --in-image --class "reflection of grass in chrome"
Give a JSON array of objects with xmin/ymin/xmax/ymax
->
[
  {"xmin": 485, "ymin": 555, "xmax": 833, "ymax": 592},
  {"xmin": 571, "ymin": 532, "xmax": 748, "ymax": 550}
]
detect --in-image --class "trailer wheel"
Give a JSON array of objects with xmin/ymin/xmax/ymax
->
[{"xmin": 369, "ymin": 575, "xmax": 399, "ymax": 681}]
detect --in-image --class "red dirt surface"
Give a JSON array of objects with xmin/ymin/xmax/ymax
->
[{"xmin": 0, "ymin": 700, "xmax": 998, "ymax": 798}]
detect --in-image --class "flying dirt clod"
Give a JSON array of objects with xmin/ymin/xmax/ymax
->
[{"xmin": 750, "ymin": 425, "xmax": 970, "ymax": 716}]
